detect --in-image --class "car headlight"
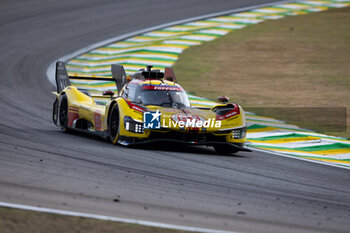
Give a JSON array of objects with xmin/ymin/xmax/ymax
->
[
  {"xmin": 124, "ymin": 116, "xmax": 144, "ymax": 133},
  {"xmin": 232, "ymin": 127, "xmax": 246, "ymax": 139}
]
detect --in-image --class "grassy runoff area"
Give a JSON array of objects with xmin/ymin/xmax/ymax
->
[
  {"xmin": 174, "ymin": 7, "xmax": 350, "ymax": 138},
  {"xmin": 0, "ymin": 207, "xmax": 190, "ymax": 233}
]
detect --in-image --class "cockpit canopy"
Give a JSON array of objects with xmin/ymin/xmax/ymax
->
[{"xmin": 122, "ymin": 83, "xmax": 191, "ymax": 108}]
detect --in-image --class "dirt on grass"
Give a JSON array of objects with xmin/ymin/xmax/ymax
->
[{"xmin": 174, "ymin": 7, "xmax": 350, "ymax": 138}]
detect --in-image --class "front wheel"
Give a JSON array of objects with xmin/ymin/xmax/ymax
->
[
  {"xmin": 214, "ymin": 144, "xmax": 239, "ymax": 155},
  {"xmin": 108, "ymin": 103, "xmax": 120, "ymax": 144}
]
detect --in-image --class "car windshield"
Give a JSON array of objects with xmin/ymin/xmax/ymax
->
[{"xmin": 139, "ymin": 89, "xmax": 191, "ymax": 107}]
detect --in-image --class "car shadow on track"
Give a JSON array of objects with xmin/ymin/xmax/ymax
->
[
  {"xmin": 55, "ymin": 130, "xmax": 248, "ymax": 158},
  {"xmin": 129, "ymin": 142, "xmax": 248, "ymax": 158}
]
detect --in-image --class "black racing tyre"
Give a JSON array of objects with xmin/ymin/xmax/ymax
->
[
  {"xmin": 214, "ymin": 144, "xmax": 239, "ymax": 155},
  {"xmin": 59, "ymin": 95, "xmax": 69, "ymax": 131},
  {"xmin": 52, "ymin": 98, "xmax": 58, "ymax": 125},
  {"xmin": 108, "ymin": 103, "xmax": 120, "ymax": 144}
]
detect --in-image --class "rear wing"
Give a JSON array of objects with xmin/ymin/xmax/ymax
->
[
  {"xmin": 55, "ymin": 62, "xmax": 176, "ymax": 94},
  {"xmin": 164, "ymin": 67, "xmax": 177, "ymax": 82},
  {"xmin": 111, "ymin": 64, "xmax": 127, "ymax": 95},
  {"xmin": 55, "ymin": 61, "xmax": 71, "ymax": 93},
  {"xmin": 55, "ymin": 61, "xmax": 126, "ymax": 94}
]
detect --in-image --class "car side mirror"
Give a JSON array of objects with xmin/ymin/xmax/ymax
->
[
  {"xmin": 217, "ymin": 96, "xmax": 229, "ymax": 104},
  {"xmin": 136, "ymin": 96, "xmax": 142, "ymax": 104},
  {"xmin": 103, "ymin": 90, "xmax": 115, "ymax": 97}
]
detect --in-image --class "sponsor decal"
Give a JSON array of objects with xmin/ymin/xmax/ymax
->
[
  {"xmin": 160, "ymin": 109, "xmax": 178, "ymax": 113},
  {"xmin": 68, "ymin": 106, "xmax": 79, "ymax": 127},
  {"xmin": 143, "ymin": 110, "xmax": 161, "ymax": 129},
  {"xmin": 142, "ymin": 85, "xmax": 183, "ymax": 91},
  {"xmin": 216, "ymin": 104, "xmax": 240, "ymax": 120},
  {"xmin": 125, "ymin": 98, "xmax": 146, "ymax": 114},
  {"xmin": 171, "ymin": 113, "xmax": 205, "ymax": 123},
  {"xmin": 94, "ymin": 111, "xmax": 102, "ymax": 130},
  {"xmin": 131, "ymin": 105, "xmax": 145, "ymax": 113}
]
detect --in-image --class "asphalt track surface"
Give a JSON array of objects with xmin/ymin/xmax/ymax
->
[{"xmin": 1, "ymin": 0, "xmax": 350, "ymax": 232}]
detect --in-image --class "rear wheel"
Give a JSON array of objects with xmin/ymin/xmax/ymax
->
[
  {"xmin": 214, "ymin": 144, "xmax": 239, "ymax": 155},
  {"xmin": 59, "ymin": 95, "xmax": 69, "ymax": 131},
  {"xmin": 52, "ymin": 98, "xmax": 58, "ymax": 125},
  {"xmin": 108, "ymin": 103, "xmax": 120, "ymax": 144}
]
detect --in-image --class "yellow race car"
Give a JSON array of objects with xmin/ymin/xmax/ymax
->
[{"xmin": 52, "ymin": 61, "xmax": 250, "ymax": 154}]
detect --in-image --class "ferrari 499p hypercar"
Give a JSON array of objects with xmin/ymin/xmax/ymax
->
[{"xmin": 52, "ymin": 61, "xmax": 250, "ymax": 154}]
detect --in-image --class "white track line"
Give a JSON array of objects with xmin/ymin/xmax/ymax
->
[{"xmin": 0, "ymin": 201, "xmax": 239, "ymax": 233}]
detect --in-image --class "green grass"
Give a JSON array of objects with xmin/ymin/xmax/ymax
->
[
  {"xmin": 173, "ymin": 7, "xmax": 350, "ymax": 138},
  {"xmin": 0, "ymin": 207, "xmax": 190, "ymax": 233}
]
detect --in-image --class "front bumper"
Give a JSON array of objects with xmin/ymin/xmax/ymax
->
[{"xmin": 117, "ymin": 134, "xmax": 251, "ymax": 152}]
